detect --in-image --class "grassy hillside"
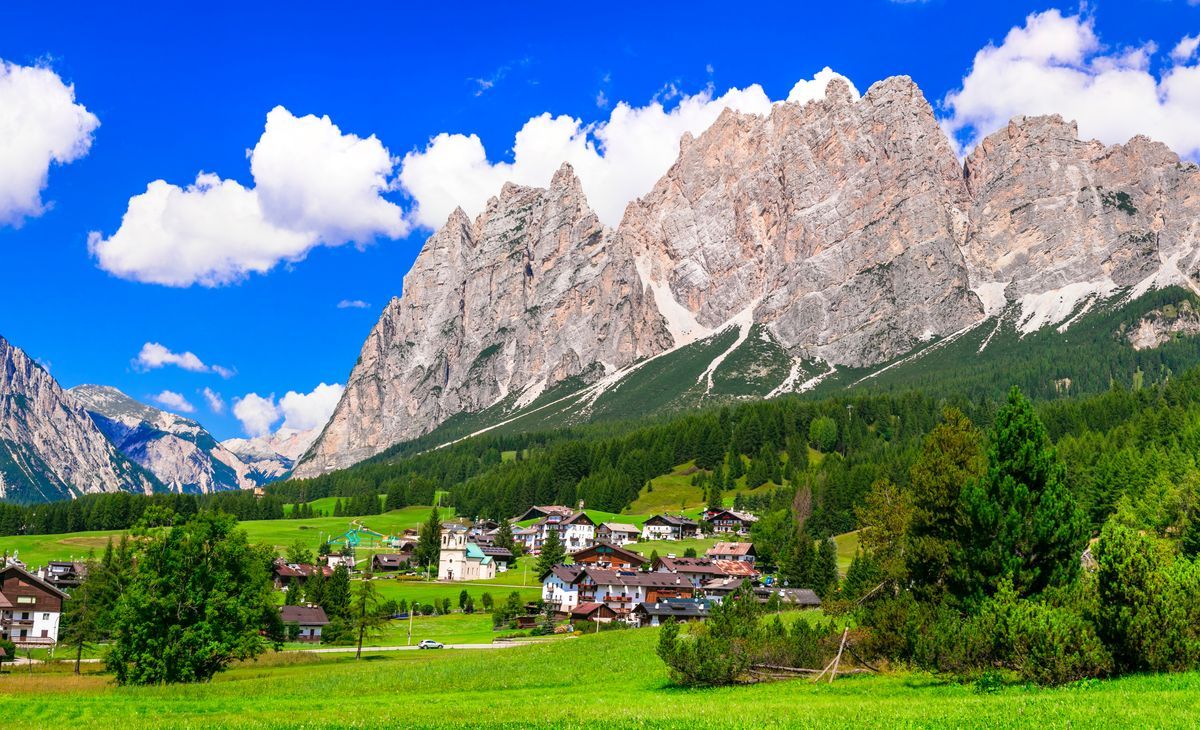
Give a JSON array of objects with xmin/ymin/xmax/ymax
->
[
  {"xmin": 0, "ymin": 505, "xmax": 450, "ymax": 568},
  {"xmin": 3, "ymin": 626, "xmax": 1197, "ymax": 728}
]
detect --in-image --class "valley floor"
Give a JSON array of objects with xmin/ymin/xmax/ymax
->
[{"xmin": 2, "ymin": 627, "xmax": 1197, "ymax": 729}]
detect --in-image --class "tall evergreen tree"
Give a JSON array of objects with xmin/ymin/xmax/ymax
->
[
  {"xmin": 415, "ymin": 507, "xmax": 442, "ymax": 573},
  {"xmin": 536, "ymin": 528, "xmax": 566, "ymax": 577},
  {"xmin": 61, "ymin": 556, "xmax": 103, "ymax": 674},
  {"xmin": 955, "ymin": 387, "xmax": 1088, "ymax": 602},
  {"xmin": 349, "ymin": 573, "xmax": 387, "ymax": 660},
  {"xmin": 814, "ymin": 538, "xmax": 839, "ymax": 598},
  {"xmin": 906, "ymin": 408, "xmax": 984, "ymax": 601}
]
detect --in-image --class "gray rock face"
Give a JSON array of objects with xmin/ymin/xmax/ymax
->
[
  {"xmin": 298, "ymin": 76, "xmax": 1200, "ymax": 477},
  {"xmin": 69, "ymin": 384, "xmax": 262, "ymax": 493},
  {"xmin": 294, "ymin": 164, "xmax": 671, "ymax": 476},
  {"xmin": 0, "ymin": 336, "xmax": 157, "ymax": 502},
  {"xmin": 622, "ymin": 77, "xmax": 981, "ymax": 366},
  {"xmin": 963, "ymin": 115, "xmax": 1200, "ymax": 331}
]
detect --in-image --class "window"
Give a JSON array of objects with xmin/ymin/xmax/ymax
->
[
  {"xmin": 42, "ymin": 613, "xmax": 49, "ymax": 621},
  {"xmin": 16, "ymin": 596, "xmax": 35, "ymax": 604}
]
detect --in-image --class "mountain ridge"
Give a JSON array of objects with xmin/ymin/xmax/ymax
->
[{"xmin": 295, "ymin": 74, "xmax": 1200, "ymax": 478}]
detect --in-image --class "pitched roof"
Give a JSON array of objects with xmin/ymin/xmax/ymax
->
[
  {"xmin": 372, "ymin": 554, "xmax": 406, "ymax": 566},
  {"xmin": 0, "ymin": 563, "xmax": 68, "ymax": 600},
  {"xmin": 634, "ymin": 599, "xmax": 711, "ymax": 618},
  {"xmin": 707, "ymin": 542, "xmax": 755, "ymax": 557},
  {"xmin": 775, "ymin": 588, "xmax": 821, "ymax": 606},
  {"xmin": 570, "ymin": 541, "xmax": 645, "ymax": 566},
  {"xmin": 584, "ymin": 568, "xmax": 691, "ymax": 588},
  {"xmin": 600, "ymin": 522, "xmax": 639, "ymax": 533},
  {"xmin": 654, "ymin": 557, "xmax": 728, "ymax": 576},
  {"xmin": 541, "ymin": 564, "xmax": 584, "ymax": 584},
  {"xmin": 514, "ymin": 505, "xmax": 575, "ymax": 522},
  {"xmin": 711, "ymin": 560, "xmax": 759, "ymax": 577},
  {"xmin": 644, "ymin": 514, "xmax": 698, "ymax": 527},
  {"xmin": 569, "ymin": 602, "xmax": 613, "ymax": 617},
  {"xmin": 279, "ymin": 605, "xmax": 330, "ymax": 626},
  {"xmin": 479, "ymin": 545, "xmax": 514, "ymax": 560},
  {"xmin": 537, "ymin": 510, "xmax": 594, "ymax": 527},
  {"xmin": 705, "ymin": 509, "xmax": 758, "ymax": 523}
]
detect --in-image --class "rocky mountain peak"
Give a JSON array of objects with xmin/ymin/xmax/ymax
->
[
  {"xmin": 297, "ymin": 74, "xmax": 1200, "ymax": 478},
  {"xmin": 0, "ymin": 336, "xmax": 158, "ymax": 501}
]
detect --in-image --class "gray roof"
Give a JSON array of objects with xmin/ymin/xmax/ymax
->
[
  {"xmin": 279, "ymin": 605, "xmax": 330, "ymax": 626},
  {"xmin": 634, "ymin": 599, "xmax": 711, "ymax": 618}
]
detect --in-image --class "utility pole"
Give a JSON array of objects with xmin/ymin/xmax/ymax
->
[{"xmin": 407, "ymin": 606, "xmax": 413, "ymax": 646}]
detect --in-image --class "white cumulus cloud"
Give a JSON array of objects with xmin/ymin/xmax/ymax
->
[
  {"xmin": 133, "ymin": 342, "xmax": 232, "ymax": 377},
  {"xmin": 337, "ymin": 299, "xmax": 370, "ymax": 309},
  {"xmin": 942, "ymin": 10, "xmax": 1200, "ymax": 158},
  {"xmin": 233, "ymin": 382, "xmax": 343, "ymax": 438},
  {"xmin": 1173, "ymin": 34, "xmax": 1200, "ymax": 63},
  {"xmin": 232, "ymin": 392, "xmax": 280, "ymax": 438},
  {"xmin": 0, "ymin": 59, "xmax": 99, "ymax": 226},
  {"xmin": 201, "ymin": 387, "xmax": 224, "ymax": 414},
  {"xmin": 151, "ymin": 390, "xmax": 195, "ymax": 414},
  {"xmin": 90, "ymin": 107, "xmax": 407, "ymax": 287},
  {"xmin": 398, "ymin": 68, "xmax": 855, "ymax": 229}
]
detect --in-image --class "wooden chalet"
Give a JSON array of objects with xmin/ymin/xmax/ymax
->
[{"xmin": 569, "ymin": 541, "xmax": 645, "ymax": 570}]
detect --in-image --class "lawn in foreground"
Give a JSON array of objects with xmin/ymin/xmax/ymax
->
[{"xmin": 2, "ymin": 626, "xmax": 1198, "ymax": 729}]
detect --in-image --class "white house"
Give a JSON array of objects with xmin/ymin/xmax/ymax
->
[
  {"xmin": 640, "ymin": 514, "xmax": 699, "ymax": 541},
  {"xmin": 541, "ymin": 565, "xmax": 584, "ymax": 613},
  {"xmin": 0, "ymin": 563, "xmax": 65, "ymax": 647},
  {"xmin": 597, "ymin": 522, "xmax": 640, "ymax": 546},
  {"xmin": 530, "ymin": 511, "xmax": 595, "ymax": 553}
]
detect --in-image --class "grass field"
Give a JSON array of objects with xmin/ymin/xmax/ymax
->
[
  {"xmin": 2, "ymin": 624, "xmax": 1197, "ymax": 728},
  {"xmin": 0, "ymin": 506, "xmax": 452, "ymax": 568}
]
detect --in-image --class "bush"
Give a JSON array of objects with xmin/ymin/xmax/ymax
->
[
  {"xmin": 1095, "ymin": 521, "xmax": 1200, "ymax": 673},
  {"xmin": 0, "ymin": 638, "xmax": 15, "ymax": 667}
]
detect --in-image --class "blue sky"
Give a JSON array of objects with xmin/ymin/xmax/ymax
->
[{"xmin": 1, "ymin": 0, "xmax": 1198, "ymax": 440}]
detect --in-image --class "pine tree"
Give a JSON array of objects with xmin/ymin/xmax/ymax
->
[
  {"xmin": 61, "ymin": 556, "xmax": 103, "ymax": 674},
  {"xmin": 459, "ymin": 589, "xmax": 469, "ymax": 610},
  {"xmin": 536, "ymin": 528, "xmax": 566, "ymax": 577},
  {"xmin": 323, "ymin": 565, "xmax": 351, "ymax": 620},
  {"xmin": 955, "ymin": 387, "xmax": 1088, "ymax": 602},
  {"xmin": 415, "ymin": 507, "xmax": 442, "ymax": 574},
  {"xmin": 906, "ymin": 408, "xmax": 984, "ymax": 602},
  {"xmin": 495, "ymin": 519, "xmax": 517, "ymax": 555},
  {"xmin": 349, "ymin": 574, "xmax": 386, "ymax": 659},
  {"xmin": 814, "ymin": 538, "xmax": 839, "ymax": 598}
]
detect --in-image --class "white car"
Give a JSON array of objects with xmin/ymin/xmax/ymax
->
[{"xmin": 417, "ymin": 640, "xmax": 444, "ymax": 649}]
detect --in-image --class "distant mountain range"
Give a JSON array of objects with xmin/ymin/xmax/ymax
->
[
  {"xmin": 293, "ymin": 75, "xmax": 1200, "ymax": 477},
  {"xmin": 0, "ymin": 335, "xmax": 305, "ymax": 502}
]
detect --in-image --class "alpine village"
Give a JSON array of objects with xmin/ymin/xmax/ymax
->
[{"xmin": 5, "ymin": 3, "xmax": 1200, "ymax": 728}]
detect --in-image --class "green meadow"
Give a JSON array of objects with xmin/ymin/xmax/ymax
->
[{"xmin": 2, "ymin": 625, "xmax": 1197, "ymax": 729}]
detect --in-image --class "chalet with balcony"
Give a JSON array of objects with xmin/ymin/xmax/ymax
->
[
  {"xmin": 541, "ymin": 565, "xmax": 585, "ymax": 614},
  {"xmin": 37, "ymin": 561, "xmax": 86, "ymax": 590},
  {"xmin": 569, "ymin": 541, "xmax": 645, "ymax": 570},
  {"xmin": 596, "ymin": 522, "xmax": 640, "ymax": 546},
  {"xmin": 640, "ymin": 514, "xmax": 699, "ymax": 541},
  {"xmin": 702, "ymin": 509, "xmax": 759, "ymax": 535},
  {"xmin": 529, "ymin": 511, "xmax": 595, "ymax": 554},
  {"xmin": 0, "ymin": 564, "xmax": 66, "ymax": 647}
]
